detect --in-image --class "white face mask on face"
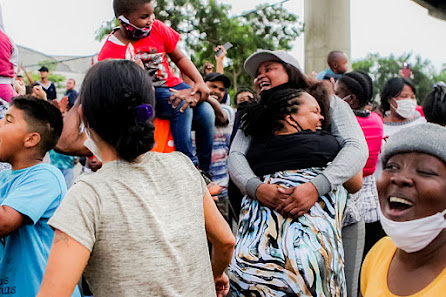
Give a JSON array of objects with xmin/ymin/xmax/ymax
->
[
  {"xmin": 393, "ymin": 98, "xmax": 417, "ymax": 118},
  {"xmin": 378, "ymin": 205, "xmax": 446, "ymax": 253},
  {"xmin": 84, "ymin": 129, "xmax": 103, "ymax": 162}
]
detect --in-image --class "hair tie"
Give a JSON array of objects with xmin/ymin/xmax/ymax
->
[{"xmin": 134, "ymin": 104, "xmax": 153, "ymax": 122}]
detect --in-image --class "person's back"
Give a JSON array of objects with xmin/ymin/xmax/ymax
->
[
  {"xmin": 0, "ymin": 4, "xmax": 18, "ymax": 102},
  {"xmin": 38, "ymin": 60, "xmax": 234, "ymax": 297},
  {"xmin": 50, "ymin": 152, "xmax": 215, "ymax": 296},
  {"xmin": 356, "ymin": 112, "xmax": 383, "ymax": 176}
]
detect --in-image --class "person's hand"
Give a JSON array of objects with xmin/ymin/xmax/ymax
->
[
  {"xmin": 32, "ymin": 85, "xmax": 47, "ymax": 100},
  {"xmin": 58, "ymin": 96, "xmax": 69, "ymax": 114},
  {"xmin": 214, "ymin": 272, "xmax": 230, "ymax": 297},
  {"xmin": 256, "ymin": 183, "xmax": 290, "ymax": 209},
  {"xmin": 14, "ymin": 80, "xmax": 26, "ymax": 95},
  {"xmin": 214, "ymin": 45, "xmax": 227, "ymax": 60},
  {"xmin": 168, "ymin": 88, "xmax": 200, "ymax": 112},
  {"xmin": 192, "ymin": 81, "xmax": 210, "ymax": 102},
  {"xmin": 275, "ymin": 182, "xmax": 319, "ymax": 218}
]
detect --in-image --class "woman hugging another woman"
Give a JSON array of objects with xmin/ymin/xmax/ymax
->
[{"xmin": 229, "ymin": 87, "xmax": 362, "ymax": 296}]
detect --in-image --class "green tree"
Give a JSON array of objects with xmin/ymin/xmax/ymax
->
[
  {"xmin": 353, "ymin": 53, "xmax": 438, "ymax": 105},
  {"xmin": 95, "ymin": 0, "xmax": 303, "ymax": 96}
]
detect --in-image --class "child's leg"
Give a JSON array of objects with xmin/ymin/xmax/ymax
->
[
  {"xmin": 154, "ymin": 83, "xmax": 198, "ymax": 166},
  {"xmin": 192, "ymin": 101, "xmax": 215, "ymax": 174}
]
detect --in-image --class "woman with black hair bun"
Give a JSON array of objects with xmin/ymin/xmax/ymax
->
[
  {"xmin": 229, "ymin": 87, "xmax": 363, "ymax": 296},
  {"xmin": 423, "ymin": 82, "xmax": 446, "ymax": 126},
  {"xmin": 335, "ymin": 71, "xmax": 383, "ymax": 297},
  {"xmin": 37, "ymin": 59, "xmax": 235, "ymax": 297}
]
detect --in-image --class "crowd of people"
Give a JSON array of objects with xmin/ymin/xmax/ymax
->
[{"xmin": 0, "ymin": 0, "xmax": 446, "ymax": 296}]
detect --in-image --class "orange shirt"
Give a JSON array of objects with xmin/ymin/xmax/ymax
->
[{"xmin": 361, "ymin": 237, "xmax": 446, "ymax": 296}]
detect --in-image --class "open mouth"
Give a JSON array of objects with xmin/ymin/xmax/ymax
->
[
  {"xmin": 385, "ymin": 196, "xmax": 414, "ymax": 219},
  {"xmin": 259, "ymin": 81, "xmax": 271, "ymax": 90}
]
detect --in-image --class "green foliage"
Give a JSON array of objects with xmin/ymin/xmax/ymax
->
[
  {"xmin": 353, "ymin": 53, "xmax": 439, "ymax": 105},
  {"xmin": 95, "ymin": 18, "xmax": 120, "ymax": 42},
  {"xmin": 433, "ymin": 65, "xmax": 446, "ymax": 84},
  {"xmin": 95, "ymin": 0, "xmax": 303, "ymax": 92}
]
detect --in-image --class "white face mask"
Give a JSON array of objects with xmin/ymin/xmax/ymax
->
[
  {"xmin": 393, "ymin": 98, "xmax": 416, "ymax": 118},
  {"xmin": 378, "ymin": 205, "xmax": 446, "ymax": 253},
  {"xmin": 84, "ymin": 129, "xmax": 103, "ymax": 162}
]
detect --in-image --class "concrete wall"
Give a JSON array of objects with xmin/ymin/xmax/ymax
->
[{"xmin": 304, "ymin": 0, "xmax": 351, "ymax": 75}]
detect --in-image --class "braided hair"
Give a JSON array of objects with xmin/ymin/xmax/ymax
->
[
  {"xmin": 423, "ymin": 82, "xmax": 446, "ymax": 126},
  {"xmin": 337, "ymin": 71, "xmax": 373, "ymax": 109},
  {"xmin": 241, "ymin": 88, "xmax": 329, "ymax": 139}
]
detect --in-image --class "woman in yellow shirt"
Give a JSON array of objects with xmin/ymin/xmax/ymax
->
[{"xmin": 360, "ymin": 123, "xmax": 446, "ymax": 297}]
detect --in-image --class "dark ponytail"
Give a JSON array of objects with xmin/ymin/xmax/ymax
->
[{"xmin": 80, "ymin": 60, "xmax": 155, "ymax": 162}]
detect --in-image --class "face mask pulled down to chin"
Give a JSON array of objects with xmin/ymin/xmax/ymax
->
[
  {"xmin": 378, "ymin": 205, "xmax": 446, "ymax": 253},
  {"xmin": 118, "ymin": 15, "xmax": 152, "ymax": 40}
]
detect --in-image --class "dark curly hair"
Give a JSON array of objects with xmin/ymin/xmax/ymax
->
[
  {"xmin": 423, "ymin": 82, "xmax": 446, "ymax": 126},
  {"xmin": 80, "ymin": 59, "xmax": 155, "ymax": 162},
  {"xmin": 241, "ymin": 87, "xmax": 330, "ymax": 139}
]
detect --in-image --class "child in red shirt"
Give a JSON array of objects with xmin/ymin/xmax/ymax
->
[{"xmin": 98, "ymin": 0, "xmax": 215, "ymax": 178}]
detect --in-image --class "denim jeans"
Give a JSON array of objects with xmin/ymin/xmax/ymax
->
[{"xmin": 155, "ymin": 83, "xmax": 215, "ymax": 172}]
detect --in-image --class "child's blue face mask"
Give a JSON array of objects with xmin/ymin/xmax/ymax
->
[{"xmin": 118, "ymin": 15, "xmax": 151, "ymax": 40}]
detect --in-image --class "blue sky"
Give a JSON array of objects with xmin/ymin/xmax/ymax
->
[{"xmin": 1, "ymin": 0, "xmax": 445, "ymax": 71}]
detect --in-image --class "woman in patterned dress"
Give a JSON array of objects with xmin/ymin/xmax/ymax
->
[{"xmin": 229, "ymin": 88, "xmax": 361, "ymax": 296}]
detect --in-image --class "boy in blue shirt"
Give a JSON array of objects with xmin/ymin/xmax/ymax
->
[{"xmin": 0, "ymin": 96, "xmax": 80, "ymax": 297}]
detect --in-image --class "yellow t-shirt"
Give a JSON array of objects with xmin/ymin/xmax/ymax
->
[{"xmin": 361, "ymin": 237, "xmax": 446, "ymax": 296}]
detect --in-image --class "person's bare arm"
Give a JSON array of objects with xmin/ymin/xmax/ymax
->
[
  {"xmin": 214, "ymin": 45, "xmax": 227, "ymax": 74},
  {"xmin": 20, "ymin": 64, "xmax": 35, "ymax": 85},
  {"xmin": 168, "ymin": 46, "xmax": 210, "ymax": 107},
  {"xmin": 37, "ymin": 230, "xmax": 90, "ymax": 297},
  {"xmin": 343, "ymin": 171, "xmax": 363, "ymax": 194},
  {"xmin": 203, "ymin": 190, "xmax": 235, "ymax": 296},
  {"xmin": 0, "ymin": 206, "xmax": 27, "ymax": 238},
  {"xmin": 54, "ymin": 101, "xmax": 91, "ymax": 156},
  {"xmin": 207, "ymin": 95, "xmax": 228, "ymax": 126}
]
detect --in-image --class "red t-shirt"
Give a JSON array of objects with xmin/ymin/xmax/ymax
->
[{"xmin": 98, "ymin": 20, "xmax": 183, "ymax": 88}]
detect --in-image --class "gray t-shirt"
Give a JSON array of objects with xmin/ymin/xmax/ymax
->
[{"xmin": 49, "ymin": 152, "xmax": 215, "ymax": 297}]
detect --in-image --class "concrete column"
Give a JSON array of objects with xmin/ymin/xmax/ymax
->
[{"xmin": 304, "ymin": 0, "xmax": 351, "ymax": 75}]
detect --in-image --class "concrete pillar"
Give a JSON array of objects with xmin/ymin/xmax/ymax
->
[{"xmin": 304, "ymin": 0, "xmax": 351, "ymax": 75}]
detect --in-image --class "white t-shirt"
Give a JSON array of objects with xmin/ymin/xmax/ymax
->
[{"xmin": 49, "ymin": 151, "xmax": 215, "ymax": 297}]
